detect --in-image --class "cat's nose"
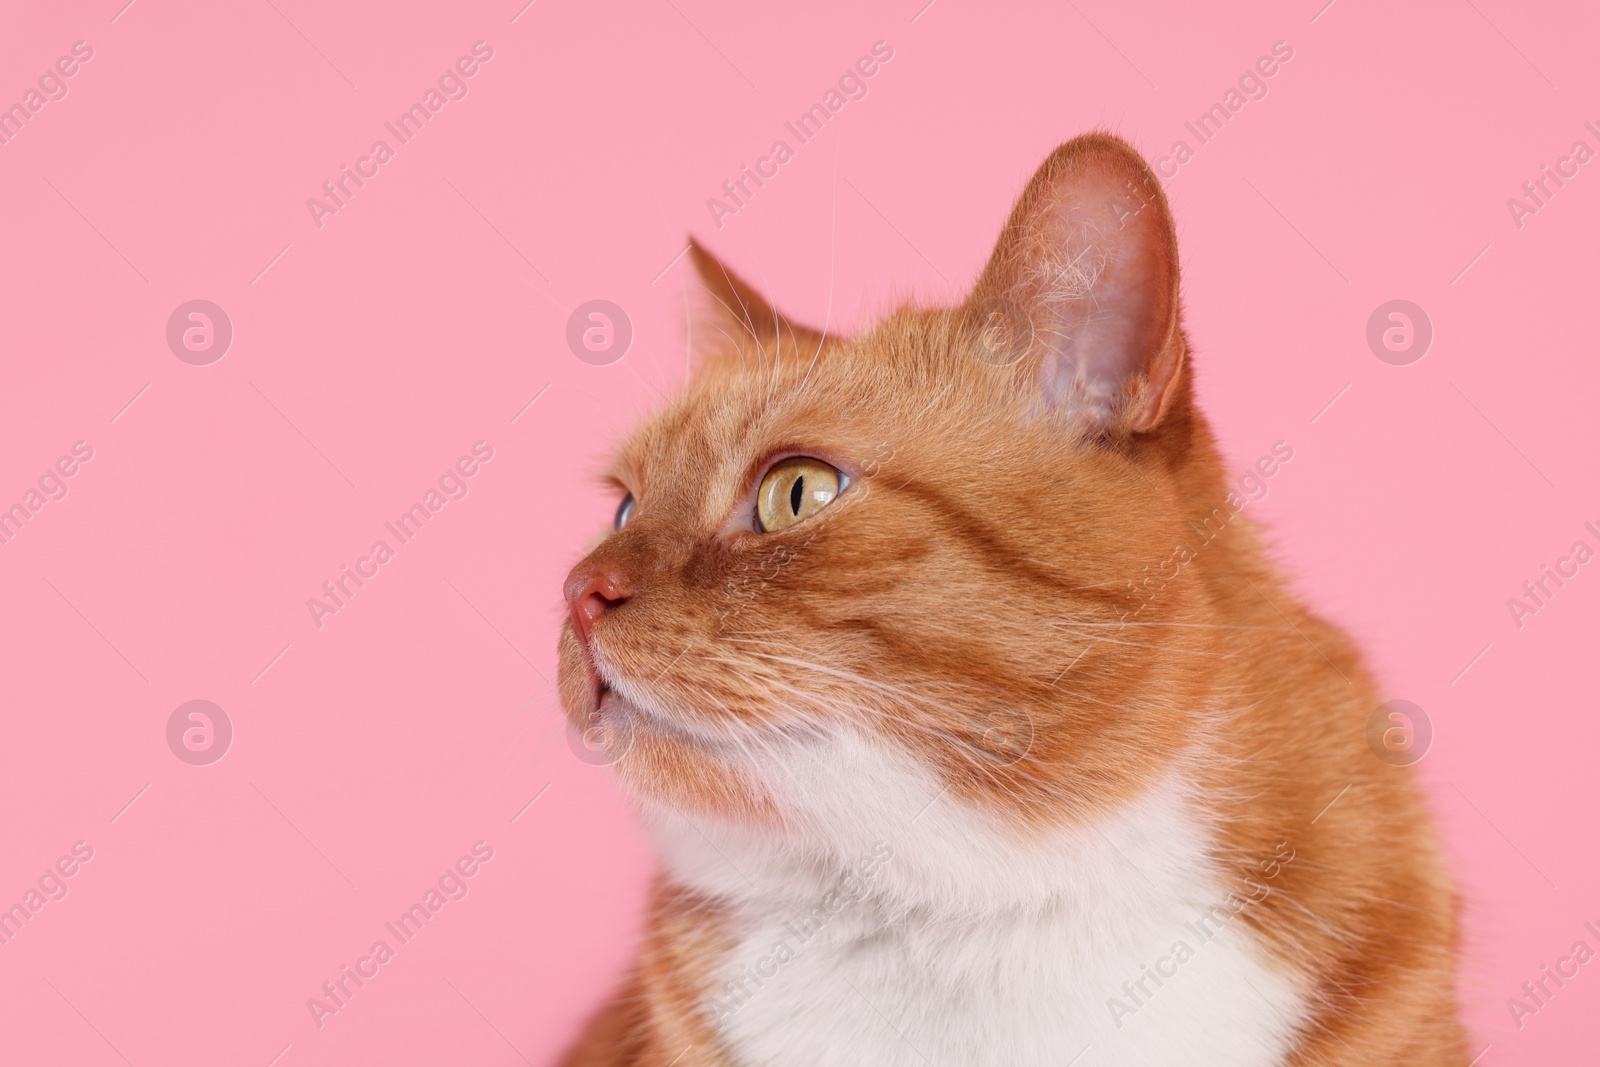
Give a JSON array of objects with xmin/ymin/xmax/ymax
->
[{"xmin": 565, "ymin": 562, "xmax": 634, "ymax": 648}]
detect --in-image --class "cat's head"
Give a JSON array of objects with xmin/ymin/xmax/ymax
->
[{"xmin": 558, "ymin": 134, "xmax": 1236, "ymax": 862}]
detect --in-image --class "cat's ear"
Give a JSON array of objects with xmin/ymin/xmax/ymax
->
[
  {"xmin": 965, "ymin": 134, "xmax": 1184, "ymax": 435},
  {"xmin": 687, "ymin": 239, "xmax": 823, "ymax": 357}
]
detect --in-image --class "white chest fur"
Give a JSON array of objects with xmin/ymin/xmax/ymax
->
[{"xmin": 647, "ymin": 737, "xmax": 1308, "ymax": 1067}]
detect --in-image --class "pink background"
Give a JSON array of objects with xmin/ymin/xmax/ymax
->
[{"xmin": 1, "ymin": 0, "xmax": 1596, "ymax": 1062}]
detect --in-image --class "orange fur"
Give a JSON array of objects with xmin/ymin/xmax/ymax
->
[{"xmin": 556, "ymin": 134, "xmax": 1464, "ymax": 1065}]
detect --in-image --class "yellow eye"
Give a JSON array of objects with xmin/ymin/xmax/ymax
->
[{"xmin": 757, "ymin": 457, "xmax": 843, "ymax": 532}]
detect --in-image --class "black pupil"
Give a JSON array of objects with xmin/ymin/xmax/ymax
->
[{"xmin": 790, "ymin": 475, "xmax": 804, "ymax": 516}]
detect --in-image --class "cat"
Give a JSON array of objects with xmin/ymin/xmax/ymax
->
[{"xmin": 555, "ymin": 133, "xmax": 1465, "ymax": 1066}]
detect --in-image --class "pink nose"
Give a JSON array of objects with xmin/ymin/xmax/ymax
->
[{"xmin": 564, "ymin": 563, "xmax": 633, "ymax": 648}]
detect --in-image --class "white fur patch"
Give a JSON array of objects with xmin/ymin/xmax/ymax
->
[{"xmin": 644, "ymin": 733, "xmax": 1308, "ymax": 1066}]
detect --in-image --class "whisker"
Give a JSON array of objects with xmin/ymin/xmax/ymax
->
[
  {"xmin": 1054, "ymin": 629, "xmax": 1234, "ymax": 658},
  {"xmin": 1055, "ymin": 621, "xmax": 1293, "ymax": 632}
]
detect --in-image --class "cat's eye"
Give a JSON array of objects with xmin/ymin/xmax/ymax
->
[
  {"xmin": 756, "ymin": 458, "xmax": 843, "ymax": 532},
  {"xmin": 614, "ymin": 493, "xmax": 635, "ymax": 531}
]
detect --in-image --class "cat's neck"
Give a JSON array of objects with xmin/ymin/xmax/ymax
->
[
  {"xmin": 641, "ymin": 735, "xmax": 1213, "ymax": 923},
  {"xmin": 645, "ymin": 752, "xmax": 1309, "ymax": 1067}
]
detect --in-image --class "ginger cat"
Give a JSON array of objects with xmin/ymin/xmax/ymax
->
[{"xmin": 556, "ymin": 134, "xmax": 1465, "ymax": 1065}]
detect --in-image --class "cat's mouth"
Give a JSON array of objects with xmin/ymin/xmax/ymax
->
[
  {"xmin": 586, "ymin": 657, "xmax": 659, "ymax": 728},
  {"xmin": 574, "ymin": 637, "xmax": 616, "ymax": 720},
  {"xmin": 570, "ymin": 627, "xmax": 736, "ymax": 751},
  {"xmin": 591, "ymin": 667, "xmax": 728, "ymax": 750}
]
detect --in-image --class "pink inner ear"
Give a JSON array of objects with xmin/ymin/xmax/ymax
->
[
  {"xmin": 1034, "ymin": 181, "xmax": 1175, "ymax": 425},
  {"xmin": 973, "ymin": 137, "xmax": 1182, "ymax": 433}
]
